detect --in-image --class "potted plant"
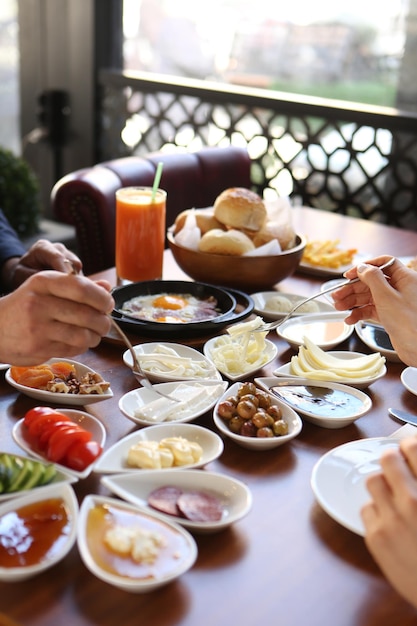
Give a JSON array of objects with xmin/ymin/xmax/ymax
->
[{"xmin": 0, "ymin": 146, "xmax": 41, "ymax": 237}]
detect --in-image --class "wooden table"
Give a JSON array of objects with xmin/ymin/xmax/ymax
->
[{"xmin": 1, "ymin": 207, "xmax": 417, "ymax": 626}]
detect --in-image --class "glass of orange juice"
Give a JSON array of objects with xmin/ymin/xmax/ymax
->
[{"xmin": 115, "ymin": 186, "xmax": 166, "ymax": 283}]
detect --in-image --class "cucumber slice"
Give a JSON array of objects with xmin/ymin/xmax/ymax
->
[
  {"xmin": 40, "ymin": 463, "xmax": 57, "ymax": 485},
  {"xmin": 21, "ymin": 461, "xmax": 45, "ymax": 490},
  {"xmin": 7, "ymin": 458, "xmax": 34, "ymax": 492}
]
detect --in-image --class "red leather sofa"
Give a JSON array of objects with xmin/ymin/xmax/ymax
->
[{"xmin": 51, "ymin": 146, "xmax": 251, "ymax": 275}]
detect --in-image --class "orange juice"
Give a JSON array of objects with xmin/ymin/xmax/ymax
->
[{"xmin": 115, "ymin": 187, "xmax": 166, "ymax": 282}]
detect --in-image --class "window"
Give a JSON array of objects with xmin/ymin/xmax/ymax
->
[
  {"xmin": 122, "ymin": 0, "xmax": 414, "ymax": 111},
  {"xmin": 0, "ymin": 0, "xmax": 19, "ymax": 154}
]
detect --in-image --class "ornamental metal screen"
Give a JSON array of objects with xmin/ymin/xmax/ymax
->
[{"xmin": 98, "ymin": 70, "xmax": 417, "ymax": 229}]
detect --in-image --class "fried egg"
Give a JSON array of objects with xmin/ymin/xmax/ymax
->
[{"xmin": 121, "ymin": 292, "xmax": 220, "ymax": 324}]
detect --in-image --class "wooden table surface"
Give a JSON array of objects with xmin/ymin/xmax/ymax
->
[{"xmin": 1, "ymin": 207, "xmax": 417, "ymax": 626}]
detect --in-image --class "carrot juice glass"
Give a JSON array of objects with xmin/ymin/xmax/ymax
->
[{"xmin": 115, "ymin": 186, "xmax": 166, "ymax": 283}]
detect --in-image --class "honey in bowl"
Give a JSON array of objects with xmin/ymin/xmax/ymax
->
[
  {"xmin": 86, "ymin": 502, "xmax": 192, "ymax": 580},
  {"xmin": 0, "ymin": 498, "xmax": 71, "ymax": 568}
]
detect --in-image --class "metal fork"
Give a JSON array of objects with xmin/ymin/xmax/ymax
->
[{"xmin": 253, "ymin": 256, "xmax": 395, "ymax": 333}]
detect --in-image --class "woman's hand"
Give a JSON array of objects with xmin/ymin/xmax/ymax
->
[
  {"xmin": 0, "ymin": 270, "xmax": 114, "ymax": 364},
  {"xmin": 332, "ymin": 256, "xmax": 417, "ymax": 365},
  {"xmin": 361, "ymin": 436, "xmax": 417, "ymax": 610}
]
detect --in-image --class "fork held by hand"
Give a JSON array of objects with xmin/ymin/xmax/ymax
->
[{"xmin": 254, "ymin": 256, "xmax": 396, "ymax": 334}]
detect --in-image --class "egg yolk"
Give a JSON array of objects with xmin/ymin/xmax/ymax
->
[{"xmin": 152, "ymin": 295, "xmax": 188, "ymax": 310}]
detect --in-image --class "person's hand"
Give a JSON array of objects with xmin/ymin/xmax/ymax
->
[
  {"xmin": 361, "ymin": 436, "xmax": 417, "ymax": 610},
  {"xmin": 0, "ymin": 270, "xmax": 114, "ymax": 364},
  {"xmin": 332, "ymin": 256, "xmax": 417, "ymax": 365},
  {"xmin": 2, "ymin": 239, "xmax": 83, "ymax": 290}
]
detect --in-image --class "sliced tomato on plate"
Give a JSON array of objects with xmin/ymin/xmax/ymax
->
[
  {"xmin": 64, "ymin": 440, "xmax": 102, "ymax": 471},
  {"xmin": 47, "ymin": 425, "xmax": 92, "ymax": 463},
  {"xmin": 37, "ymin": 420, "xmax": 79, "ymax": 450},
  {"xmin": 26, "ymin": 411, "xmax": 72, "ymax": 438},
  {"xmin": 23, "ymin": 406, "xmax": 60, "ymax": 427}
]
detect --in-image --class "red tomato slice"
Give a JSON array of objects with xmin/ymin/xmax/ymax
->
[
  {"xmin": 37, "ymin": 420, "xmax": 77, "ymax": 450},
  {"xmin": 64, "ymin": 440, "xmax": 102, "ymax": 471},
  {"xmin": 27, "ymin": 411, "xmax": 72, "ymax": 438},
  {"xmin": 47, "ymin": 426, "xmax": 92, "ymax": 463},
  {"xmin": 24, "ymin": 406, "xmax": 58, "ymax": 427}
]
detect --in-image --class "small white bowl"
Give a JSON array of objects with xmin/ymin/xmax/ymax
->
[
  {"xmin": 401, "ymin": 367, "xmax": 417, "ymax": 396},
  {"xmin": 119, "ymin": 380, "xmax": 228, "ymax": 427},
  {"xmin": 255, "ymin": 377, "xmax": 372, "ymax": 429},
  {"xmin": 93, "ymin": 423, "xmax": 224, "ymax": 474},
  {"xmin": 212, "ymin": 381, "xmax": 302, "ymax": 450},
  {"xmin": 0, "ymin": 452, "xmax": 77, "ymax": 502},
  {"xmin": 123, "ymin": 342, "xmax": 221, "ymax": 383},
  {"xmin": 273, "ymin": 351, "xmax": 386, "ymax": 389},
  {"xmin": 203, "ymin": 336, "xmax": 278, "ymax": 381},
  {"xmin": 101, "ymin": 469, "xmax": 252, "ymax": 534},
  {"xmin": 5, "ymin": 358, "xmax": 113, "ymax": 405},
  {"xmin": 12, "ymin": 408, "xmax": 106, "ymax": 479},
  {"xmin": 251, "ymin": 291, "xmax": 334, "ymax": 320},
  {"xmin": 77, "ymin": 494, "xmax": 197, "ymax": 593},
  {"xmin": 0, "ymin": 483, "xmax": 78, "ymax": 582},
  {"xmin": 276, "ymin": 311, "xmax": 354, "ymax": 350}
]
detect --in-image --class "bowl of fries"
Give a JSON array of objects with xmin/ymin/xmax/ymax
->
[
  {"xmin": 168, "ymin": 232, "xmax": 307, "ymax": 291},
  {"xmin": 300, "ymin": 239, "xmax": 358, "ymax": 274}
]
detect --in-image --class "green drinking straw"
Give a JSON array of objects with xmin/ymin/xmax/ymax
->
[{"xmin": 151, "ymin": 161, "xmax": 164, "ymax": 202}]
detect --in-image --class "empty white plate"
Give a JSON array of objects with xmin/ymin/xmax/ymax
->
[{"xmin": 276, "ymin": 311, "xmax": 354, "ymax": 350}]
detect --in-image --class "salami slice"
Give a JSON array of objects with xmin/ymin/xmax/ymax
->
[
  {"xmin": 147, "ymin": 486, "xmax": 183, "ymax": 516},
  {"xmin": 177, "ymin": 490, "xmax": 223, "ymax": 522}
]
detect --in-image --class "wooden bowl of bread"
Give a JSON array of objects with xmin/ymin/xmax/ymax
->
[{"xmin": 168, "ymin": 188, "xmax": 306, "ymax": 292}]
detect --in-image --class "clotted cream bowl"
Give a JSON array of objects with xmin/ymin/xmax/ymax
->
[
  {"xmin": 167, "ymin": 231, "xmax": 306, "ymax": 291},
  {"xmin": 77, "ymin": 494, "xmax": 197, "ymax": 592}
]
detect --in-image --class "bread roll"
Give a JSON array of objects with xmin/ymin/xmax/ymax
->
[
  {"xmin": 252, "ymin": 220, "xmax": 297, "ymax": 250},
  {"xmin": 198, "ymin": 228, "xmax": 255, "ymax": 256},
  {"xmin": 214, "ymin": 188, "xmax": 267, "ymax": 232},
  {"xmin": 174, "ymin": 207, "xmax": 224, "ymax": 235}
]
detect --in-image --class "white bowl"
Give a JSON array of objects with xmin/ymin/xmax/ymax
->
[
  {"xmin": 122, "ymin": 342, "xmax": 221, "ymax": 383},
  {"xmin": 355, "ymin": 321, "xmax": 401, "ymax": 363},
  {"xmin": 0, "ymin": 451, "xmax": 77, "ymax": 502},
  {"xmin": 77, "ymin": 494, "xmax": 197, "ymax": 593},
  {"xmin": 251, "ymin": 291, "xmax": 334, "ymax": 320},
  {"xmin": 255, "ymin": 377, "xmax": 372, "ymax": 429},
  {"xmin": 0, "ymin": 483, "xmax": 78, "ymax": 581},
  {"xmin": 273, "ymin": 350, "xmax": 386, "ymax": 389},
  {"xmin": 101, "ymin": 469, "xmax": 252, "ymax": 534},
  {"xmin": 276, "ymin": 311, "xmax": 354, "ymax": 350},
  {"xmin": 93, "ymin": 423, "xmax": 224, "ymax": 474},
  {"xmin": 119, "ymin": 380, "xmax": 228, "ymax": 427},
  {"xmin": 5, "ymin": 358, "xmax": 113, "ymax": 405},
  {"xmin": 12, "ymin": 408, "xmax": 106, "ymax": 479},
  {"xmin": 212, "ymin": 381, "xmax": 302, "ymax": 450},
  {"xmin": 203, "ymin": 336, "xmax": 278, "ymax": 381}
]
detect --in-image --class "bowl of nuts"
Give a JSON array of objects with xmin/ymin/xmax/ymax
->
[{"xmin": 212, "ymin": 381, "xmax": 303, "ymax": 450}]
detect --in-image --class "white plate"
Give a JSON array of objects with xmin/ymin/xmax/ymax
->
[
  {"xmin": 212, "ymin": 381, "xmax": 303, "ymax": 450},
  {"xmin": 273, "ymin": 351, "xmax": 386, "ymax": 389},
  {"xmin": 276, "ymin": 311, "xmax": 354, "ymax": 350},
  {"xmin": 93, "ymin": 423, "xmax": 223, "ymax": 474},
  {"xmin": 0, "ymin": 363, "xmax": 10, "ymax": 371},
  {"xmin": 12, "ymin": 408, "xmax": 107, "ymax": 479},
  {"xmin": 0, "ymin": 483, "xmax": 78, "ymax": 581},
  {"xmin": 250, "ymin": 291, "xmax": 334, "ymax": 320},
  {"xmin": 311, "ymin": 437, "xmax": 401, "ymax": 535},
  {"xmin": 77, "ymin": 494, "xmax": 197, "ymax": 593},
  {"xmin": 5, "ymin": 358, "xmax": 113, "ymax": 405},
  {"xmin": 101, "ymin": 469, "xmax": 252, "ymax": 534},
  {"xmin": 254, "ymin": 377, "xmax": 372, "ymax": 428},
  {"xmin": 298, "ymin": 252, "xmax": 368, "ymax": 278},
  {"xmin": 401, "ymin": 367, "xmax": 417, "ymax": 396},
  {"xmin": 0, "ymin": 452, "xmax": 77, "ymax": 502},
  {"xmin": 355, "ymin": 321, "xmax": 401, "ymax": 363},
  {"xmin": 118, "ymin": 380, "xmax": 228, "ymax": 427},
  {"xmin": 122, "ymin": 342, "xmax": 222, "ymax": 383},
  {"xmin": 203, "ymin": 337, "xmax": 278, "ymax": 381}
]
